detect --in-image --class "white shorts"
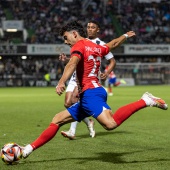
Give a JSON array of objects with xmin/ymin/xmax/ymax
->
[
  {"xmin": 66, "ymin": 72, "xmax": 77, "ymax": 92},
  {"xmin": 66, "ymin": 83, "xmax": 77, "ymax": 92}
]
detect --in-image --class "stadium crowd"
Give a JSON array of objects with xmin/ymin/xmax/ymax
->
[
  {"xmin": 0, "ymin": 55, "xmax": 169, "ymax": 87},
  {"xmin": 0, "ymin": 56, "xmax": 64, "ymax": 86},
  {"xmin": 0, "ymin": 0, "xmax": 170, "ymax": 44},
  {"xmin": 113, "ymin": 0, "xmax": 170, "ymax": 44},
  {"xmin": 0, "ymin": 0, "xmax": 170, "ymax": 86}
]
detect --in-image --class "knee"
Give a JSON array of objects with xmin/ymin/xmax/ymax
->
[{"xmin": 105, "ymin": 121, "xmax": 117, "ymax": 131}]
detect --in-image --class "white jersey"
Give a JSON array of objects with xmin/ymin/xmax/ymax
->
[
  {"xmin": 90, "ymin": 38, "xmax": 114, "ymax": 60},
  {"xmin": 66, "ymin": 37, "xmax": 114, "ymax": 92}
]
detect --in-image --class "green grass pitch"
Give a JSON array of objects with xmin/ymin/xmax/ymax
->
[{"xmin": 0, "ymin": 85, "xmax": 170, "ymax": 170}]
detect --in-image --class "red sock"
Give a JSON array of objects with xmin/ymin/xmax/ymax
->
[
  {"xmin": 113, "ymin": 99, "xmax": 146, "ymax": 126},
  {"xmin": 108, "ymin": 87, "xmax": 112, "ymax": 93},
  {"xmin": 31, "ymin": 123, "xmax": 59, "ymax": 150},
  {"xmin": 114, "ymin": 82, "xmax": 120, "ymax": 87}
]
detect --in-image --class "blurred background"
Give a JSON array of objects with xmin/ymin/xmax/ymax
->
[{"xmin": 0, "ymin": 0, "xmax": 169, "ymax": 87}]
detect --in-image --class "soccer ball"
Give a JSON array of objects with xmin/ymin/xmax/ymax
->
[{"xmin": 0, "ymin": 143, "xmax": 22, "ymax": 165}]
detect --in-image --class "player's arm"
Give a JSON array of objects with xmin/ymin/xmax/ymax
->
[
  {"xmin": 100, "ymin": 58, "xmax": 116, "ymax": 81},
  {"xmin": 106, "ymin": 31, "xmax": 136, "ymax": 50},
  {"xmin": 56, "ymin": 56, "xmax": 80, "ymax": 95},
  {"xmin": 105, "ymin": 57, "xmax": 116, "ymax": 75}
]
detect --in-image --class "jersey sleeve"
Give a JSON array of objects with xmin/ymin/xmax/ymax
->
[
  {"xmin": 99, "ymin": 40, "xmax": 114, "ymax": 60},
  {"xmin": 104, "ymin": 51, "xmax": 114, "ymax": 60},
  {"xmin": 102, "ymin": 44, "xmax": 110, "ymax": 57},
  {"xmin": 70, "ymin": 41, "xmax": 84, "ymax": 60},
  {"xmin": 93, "ymin": 38, "xmax": 114, "ymax": 60}
]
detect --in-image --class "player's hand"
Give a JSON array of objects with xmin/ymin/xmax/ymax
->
[
  {"xmin": 100, "ymin": 72, "xmax": 108, "ymax": 81},
  {"xmin": 56, "ymin": 82, "xmax": 66, "ymax": 96},
  {"xmin": 125, "ymin": 31, "xmax": 136, "ymax": 38},
  {"xmin": 59, "ymin": 53, "xmax": 68, "ymax": 62}
]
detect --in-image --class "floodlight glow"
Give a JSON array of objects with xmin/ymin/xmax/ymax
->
[
  {"xmin": 6, "ymin": 29, "xmax": 17, "ymax": 32},
  {"xmin": 21, "ymin": 56, "xmax": 27, "ymax": 59}
]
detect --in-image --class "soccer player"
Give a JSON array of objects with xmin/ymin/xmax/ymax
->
[
  {"xmin": 59, "ymin": 54, "xmax": 96, "ymax": 139},
  {"xmin": 105, "ymin": 66, "xmax": 126, "ymax": 96},
  {"xmin": 60, "ymin": 20, "xmax": 116, "ymax": 139},
  {"xmin": 22, "ymin": 21, "xmax": 168, "ymax": 158}
]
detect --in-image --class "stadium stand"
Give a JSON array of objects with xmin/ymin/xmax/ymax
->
[
  {"xmin": 0, "ymin": 0, "xmax": 170, "ymax": 87},
  {"xmin": 1, "ymin": 0, "xmax": 170, "ymax": 44}
]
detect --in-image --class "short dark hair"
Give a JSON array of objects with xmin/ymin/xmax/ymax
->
[
  {"xmin": 59, "ymin": 21, "xmax": 86, "ymax": 37},
  {"xmin": 87, "ymin": 20, "xmax": 100, "ymax": 28}
]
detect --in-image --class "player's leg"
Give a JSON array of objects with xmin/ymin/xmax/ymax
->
[
  {"xmin": 61, "ymin": 118, "xmax": 95, "ymax": 139},
  {"xmin": 108, "ymin": 82, "xmax": 113, "ymax": 96},
  {"xmin": 112, "ymin": 92, "xmax": 168, "ymax": 126},
  {"xmin": 120, "ymin": 79, "xmax": 126, "ymax": 84},
  {"xmin": 114, "ymin": 78, "xmax": 126, "ymax": 87},
  {"xmin": 61, "ymin": 121, "xmax": 78, "ymax": 139},
  {"xmin": 83, "ymin": 118, "xmax": 95, "ymax": 138},
  {"xmin": 96, "ymin": 92, "xmax": 168, "ymax": 130},
  {"xmin": 96, "ymin": 109, "xmax": 117, "ymax": 130},
  {"xmin": 22, "ymin": 109, "xmax": 75, "ymax": 158},
  {"xmin": 61, "ymin": 85, "xmax": 79, "ymax": 139},
  {"xmin": 108, "ymin": 78, "xmax": 115, "ymax": 96},
  {"xmin": 113, "ymin": 77, "xmax": 121, "ymax": 87}
]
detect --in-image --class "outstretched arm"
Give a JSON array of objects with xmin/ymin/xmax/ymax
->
[{"xmin": 106, "ymin": 31, "xmax": 136, "ymax": 50}]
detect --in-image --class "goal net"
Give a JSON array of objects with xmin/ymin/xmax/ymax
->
[{"xmin": 114, "ymin": 62, "xmax": 170, "ymax": 85}]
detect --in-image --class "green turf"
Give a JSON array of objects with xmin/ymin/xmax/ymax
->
[{"xmin": 0, "ymin": 86, "xmax": 170, "ymax": 170}]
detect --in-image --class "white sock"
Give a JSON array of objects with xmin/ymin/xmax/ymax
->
[
  {"xmin": 142, "ymin": 98, "xmax": 150, "ymax": 106},
  {"xmin": 83, "ymin": 117, "xmax": 90, "ymax": 126},
  {"xmin": 24, "ymin": 144, "xmax": 33, "ymax": 153},
  {"xmin": 70, "ymin": 121, "xmax": 78, "ymax": 135},
  {"xmin": 141, "ymin": 95, "xmax": 151, "ymax": 106}
]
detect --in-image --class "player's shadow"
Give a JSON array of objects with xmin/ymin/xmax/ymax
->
[{"xmin": 21, "ymin": 148, "xmax": 170, "ymax": 165}]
